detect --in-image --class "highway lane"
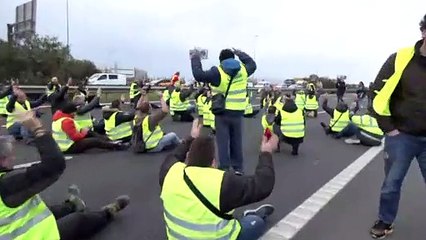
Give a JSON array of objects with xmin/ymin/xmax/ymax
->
[{"xmin": 7, "ymin": 95, "xmax": 375, "ymax": 240}]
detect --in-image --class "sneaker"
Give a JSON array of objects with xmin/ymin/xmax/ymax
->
[
  {"xmin": 114, "ymin": 142, "xmax": 130, "ymax": 151},
  {"xmin": 243, "ymin": 204, "xmax": 275, "ymax": 220},
  {"xmin": 102, "ymin": 195, "xmax": 130, "ymax": 217},
  {"xmin": 345, "ymin": 138, "xmax": 361, "ymax": 145},
  {"xmin": 67, "ymin": 184, "xmax": 86, "ymax": 212},
  {"xmin": 234, "ymin": 171, "xmax": 243, "ymax": 176},
  {"xmin": 370, "ymin": 220, "xmax": 394, "ymax": 239}
]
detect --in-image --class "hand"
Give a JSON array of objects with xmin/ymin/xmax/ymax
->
[
  {"xmin": 386, "ymin": 129, "xmax": 400, "ymax": 137},
  {"xmin": 260, "ymin": 134, "xmax": 279, "ymax": 153},
  {"xmin": 120, "ymin": 94, "xmax": 126, "ymax": 102},
  {"xmin": 190, "ymin": 49, "xmax": 201, "ymax": 59},
  {"xmin": 232, "ymin": 48, "xmax": 242, "ymax": 54},
  {"xmin": 190, "ymin": 119, "xmax": 202, "ymax": 139},
  {"xmin": 96, "ymin": 87, "xmax": 102, "ymax": 97},
  {"xmin": 15, "ymin": 111, "xmax": 43, "ymax": 132}
]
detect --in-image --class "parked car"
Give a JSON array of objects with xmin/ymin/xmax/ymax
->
[{"xmin": 87, "ymin": 73, "xmax": 127, "ymax": 85}]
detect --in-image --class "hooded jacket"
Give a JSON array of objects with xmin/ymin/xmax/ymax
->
[{"xmin": 52, "ymin": 110, "xmax": 88, "ymax": 142}]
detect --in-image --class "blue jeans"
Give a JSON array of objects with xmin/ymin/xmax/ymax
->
[
  {"xmin": 378, "ymin": 132, "xmax": 426, "ymax": 224},
  {"xmin": 148, "ymin": 132, "xmax": 181, "ymax": 153},
  {"xmin": 237, "ymin": 215, "xmax": 266, "ymax": 240},
  {"xmin": 7, "ymin": 122, "xmax": 32, "ymax": 139},
  {"xmin": 335, "ymin": 122, "xmax": 359, "ymax": 138},
  {"xmin": 215, "ymin": 114, "xmax": 244, "ymax": 172}
]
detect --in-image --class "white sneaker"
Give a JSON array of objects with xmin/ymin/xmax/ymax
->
[{"xmin": 345, "ymin": 138, "xmax": 361, "ymax": 145}]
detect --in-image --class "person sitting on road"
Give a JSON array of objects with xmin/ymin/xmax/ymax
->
[
  {"xmin": 162, "ymin": 85, "xmax": 175, "ymax": 107},
  {"xmin": 320, "ymin": 94, "xmax": 359, "ymax": 138},
  {"xmin": 262, "ymin": 106, "xmax": 276, "ymax": 133},
  {"xmin": 103, "ymin": 99, "xmax": 134, "ymax": 142},
  {"xmin": 274, "ymin": 98, "xmax": 305, "ymax": 155},
  {"xmin": 202, "ymin": 90, "xmax": 216, "ymax": 135},
  {"xmin": 0, "ymin": 111, "xmax": 130, "ymax": 240},
  {"xmin": 159, "ymin": 119, "xmax": 278, "ymax": 240},
  {"xmin": 46, "ymin": 76, "xmax": 62, "ymax": 101},
  {"xmin": 304, "ymin": 93, "xmax": 319, "ymax": 118},
  {"xmin": 73, "ymin": 87, "xmax": 102, "ymax": 131},
  {"xmin": 6, "ymin": 87, "xmax": 47, "ymax": 142},
  {"xmin": 169, "ymin": 84, "xmax": 195, "ymax": 122},
  {"xmin": 293, "ymin": 88, "xmax": 306, "ymax": 110},
  {"xmin": 343, "ymin": 110, "xmax": 384, "ymax": 146},
  {"xmin": 243, "ymin": 92, "xmax": 260, "ymax": 118},
  {"xmin": 194, "ymin": 87, "xmax": 207, "ymax": 117},
  {"xmin": 0, "ymin": 83, "xmax": 13, "ymax": 118},
  {"xmin": 133, "ymin": 91, "xmax": 181, "ymax": 153},
  {"xmin": 49, "ymin": 77, "xmax": 73, "ymax": 115},
  {"xmin": 52, "ymin": 102, "xmax": 128, "ymax": 154}
]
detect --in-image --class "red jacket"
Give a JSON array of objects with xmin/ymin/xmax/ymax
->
[{"xmin": 52, "ymin": 110, "xmax": 88, "ymax": 142}]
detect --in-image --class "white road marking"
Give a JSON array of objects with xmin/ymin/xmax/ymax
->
[
  {"xmin": 262, "ymin": 144, "xmax": 384, "ymax": 240},
  {"xmin": 13, "ymin": 156, "xmax": 73, "ymax": 170}
]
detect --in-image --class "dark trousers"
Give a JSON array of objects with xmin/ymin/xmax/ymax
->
[
  {"xmin": 172, "ymin": 111, "xmax": 194, "ymax": 122},
  {"xmin": 50, "ymin": 202, "xmax": 110, "ymax": 240},
  {"xmin": 273, "ymin": 125, "xmax": 301, "ymax": 154},
  {"xmin": 215, "ymin": 114, "xmax": 244, "ymax": 172},
  {"xmin": 340, "ymin": 123, "xmax": 383, "ymax": 146},
  {"xmin": 64, "ymin": 131, "xmax": 117, "ymax": 154},
  {"xmin": 336, "ymin": 93, "xmax": 344, "ymax": 103}
]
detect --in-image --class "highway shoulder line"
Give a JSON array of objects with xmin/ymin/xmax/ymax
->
[{"xmin": 262, "ymin": 144, "xmax": 383, "ymax": 240}]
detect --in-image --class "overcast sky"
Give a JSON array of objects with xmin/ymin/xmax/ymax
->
[{"xmin": 0, "ymin": 0, "xmax": 424, "ymax": 83}]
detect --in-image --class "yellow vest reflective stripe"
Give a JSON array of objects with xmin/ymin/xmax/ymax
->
[
  {"xmin": 280, "ymin": 109, "xmax": 305, "ymax": 138},
  {"xmin": 142, "ymin": 116, "xmax": 164, "ymax": 149},
  {"xmin": 211, "ymin": 64, "xmax": 248, "ymax": 111},
  {"xmin": 261, "ymin": 115, "xmax": 274, "ymax": 132},
  {"xmin": 104, "ymin": 112, "xmax": 133, "ymax": 141},
  {"xmin": 6, "ymin": 101, "xmax": 31, "ymax": 129},
  {"xmin": 373, "ymin": 47, "xmax": 415, "ymax": 116},
  {"xmin": 129, "ymin": 82, "xmax": 141, "ymax": 99},
  {"xmin": 0, "ymin": 96, "xmax": 9, "ymax": 115},
  {"xmin": 170, "ymin": 91, "xmax": 190, "ymax": 113},
  {"xmin": 52, "ymin": 117, "xmax": 76, "ymax": 152},
  {"xmin": 74, "ymin": 112, "xmax": 93, "ymax": 129},
  {"xmin": 244, "ymin": 97, "xmax": 253, "ymax": 115},
  {"xmin": 295, "ymin": 93, "xmax": 306, "ymax": 110},
  {"xmin": 0, "ymin": 173, "xmax": 59, "ymax": 240},
  {"xmin": 203, "ymin": 100, "xmax": 215, "ymax": 130},
  {"xmin": 161, "ymin": 162, "xmax": 241, "ymax": 239},
  {"xmin": 304, "ymin": 96, "xmax": 319, "ymax": 110},
  {"xmin": 330, "ymin": 110, "xmax": 350, "ymax": 132},
  {"xmin": 163, "ymin": 89, "xmax": 171, "ymax": 101},
  {"xmin": 351, "ymin": 115, "xmax": 384, "ymax": 136},
  {"xmin": 196, "ymin": 95, "xmax": 206, "ymax": 116}
]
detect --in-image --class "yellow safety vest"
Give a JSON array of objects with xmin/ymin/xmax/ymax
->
[
  {"xmin": 329, "ymin": 110, "xmax": 350, "ymax": 133},
  {"xmin": 74, "ymin": 112, "xmax": 93, "ymax": 129},
  {"xmin": 170, "ymin": 91, "xmax": 190, "ymax": 114},
  {"xmin": 0, "ymin": 96, "xmax": 9, "ymax": 115},
  {"xmin": 373, "ymin": 47, "xmax": 415, "ymax": 116},
  {"xmin": 142, "ymin": 116, "xmax": 164, "ymax": 150},
  {"xmin": 196, "ymin": 95, "xmax": 206, "ymax": 116},
  {"xmin": 104, "ymin": 112, "xmax": 133, "ymax": 141},
  {"xmin": 295, "ymin": 93, "xmax": 306, "ymax": 110},
  {"xmin": 129, "ymin": 82, "xmax": 141, "ymax": 99},
  {"xmin": 6, "ymin": 101, "xmax": 31, "ymax": 129},
  {"xmin": 0, "ymin": 173, "xmax": 60, "ymax": 240},
  {"xmin": 161, "ymin": 162, "xmax": 241, "ymax": 240},
  {"xmin": 211, "ymin": 64, "xmax": 248, "ymax": 111},
  {"xmin": 304, "ymin": 96, "xmax": 319, "ymax": 110},
  {"xmin": 163, "ymin": 89, "xmax": 171, "ymax": 102},
  {"xmin": 203, "ymin": 100, "xmax": 215, "ymax": 130},
  {"xmin": 280, "ymin": 109, "xmax": 305, "ymax": 138},
  {"xmin": 46, "ymin": 84, "xmax": 60, "ymax": 97},
  {"xmin": 244, "ymin": 97, "xmax": 253, "ymax": 115},
  {"xmin": 52, "ymin": 117, "xmax": 77, "ymax": 152},
  {"xmin": 261, "ymin": 115, "xmax": 274, "ymax": 132},
  {"xmin": 351, "ymin": 115, "xmax": 384, "ymax": 136}
]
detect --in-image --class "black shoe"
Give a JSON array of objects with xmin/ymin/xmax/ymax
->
[
  {"xmin": 243, "ymin": 204, "xmax": 275, "ymax": 220},
  {"xmin": 234, "ymin": 171, "xmax": 243, "ymax": 176},
  {"xmin": 370, "ymin": 220, "xmax": 394, "ymax": 239},
  {"xmin": 102, "ymin": 195, "xmax": 130, "ymax": 218},
  {"xmin": 114, "ymin": 142, "xmax": 130, "ymax": 151},
  {"xmin": 291, "ymin": 151, "xmax": 298, "ymax": 156}
]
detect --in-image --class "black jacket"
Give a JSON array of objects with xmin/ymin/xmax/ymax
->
[
  {"xmin": 49, "ymin": 86, "xmax": 69, "ymax": 114},
  {"xmin": 0, "ymin": 134, "xmax": 65, "ymax": 208},
  {"xmin": 103, "ymin": 109, "xmax": 135, "ymax": 126},
  {"xmin": 76, "ymin": 97, "xmax": 100, "ymax": 116},
  {"xmin": 6, "ymin": 95, "xmax": 47, "ymax": 113},
  {"xmin": 159, "ymin": 137, "xmax": 274, "ymax": 213},
  {"xmin": 370, "ymin": 40, "xmax": 426, "ymax": 135}
]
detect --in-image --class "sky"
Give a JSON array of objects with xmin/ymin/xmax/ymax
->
[{"xmin": 0, "ymin": 0, "xmax": 425, "ymax": 83}]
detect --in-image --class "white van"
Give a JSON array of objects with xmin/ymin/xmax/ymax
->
[{"xmin": 87, "ymin": 73, "xmax": 127, "ymax": 86}]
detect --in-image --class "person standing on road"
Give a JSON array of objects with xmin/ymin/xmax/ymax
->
[
  {"xmin": 159, "ymin": 119, "xmax": 277, "ymax": 240},
  {"xmin": 191, "ymin": 48, "xmax": 256, "ymax": 173},
  {"xmin": 369, "ymin": 14, "xmax": 426, "ymax": 239},
  {"xmin": 335, "ymin": 77, "xmax": 346, "ymax": 103}
]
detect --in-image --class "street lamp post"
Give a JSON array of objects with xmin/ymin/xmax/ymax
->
[
  {"xmin": 253, "ymin": 35, "xmax": 259, "ymax": 60},
  {"xmin": 66, "ymin": 0, "xmax": 70, "ymax": 48}
]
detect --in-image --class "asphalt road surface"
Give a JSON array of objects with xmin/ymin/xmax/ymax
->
[{"xmin": 7, "ymin": 94, "xmax": 420, "ymax": 240}]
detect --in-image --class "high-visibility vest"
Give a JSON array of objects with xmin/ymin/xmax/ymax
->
[
  {"xmin": 273, "ymin": 96, "xmax": 283, "ymax": 113},
  {"xmin": 304, "ymin": 95, "xmax": 319, "ymax": 110},
  {"xmin": 351, "ymin": 115, "xmax": 384, "ymax": 136},
  {"xmin": 203, "ymin": 99, "xmax": 215, "ymax": 130},
  {"xmin": 74, "ymin": 112, "xmax": 93, "ymax": 129},
  {"xmin": 244, "ymin": 97, "xmax": 253, "ymax": 115},
  {"xmin": 0, "ymin": 96, "xmax": 9, "ymax": 115},
  {"xmin": 329, "ymin": 110, "xmax": 350, "ymax": 132},
  {"xmin": 46, "ymin": 84, "xmax": 60, "ymax": 97},
  {"xmin": 280, "ymin": 109, "xmax": 305, "ymax": 138},
  {"xmin": 170, "ymin": 91, "xmax": 190, "ymax": 114},
  {"xmin": 373, "ymin": 47, "xmax": 415, "ymax": 116},
  {"xmin": 6, "ymin": 100, "xmax": 31, "ymax": 129},
  {"xmin": 104, "ymin": 112, "xmax": 133, "ymax": 141},
  {"xmin": 211, "ymin": 64, "xmax": 248, "ymax": 112},
  {"xmin": 161, "ymin": 162, "xmax": 241, "ymax": 239},
  {"xmin": 262, "ymin": 97, "xmax": 270, "ymax": 109},
  {"xmin": 163, "ymin": 89, "xmax": 171, "ymax": 102},
  {"xmin": 295, "ymin": 93, "xmax": 306, "ymax": 110},
  {"xmin": 196, "ymin": 95, "xmax": 206, "ymax": 116},
  {"xmin": 262, "ymin": 115, "xmax": 274, "ymax": 132},
  {"xmin": 0, "ymin": 173, "xmax": 60, "ymax": 240},
  {"xmin": 142, "ymin": 116, "xmax": 164, "ymax": 150},
  {"xmin": 52, "ymin": 117, "xmax": 77, "ymax": 152},
  {"xmin": 129, "ymin": 82, "xmax": 141, "ymax": 99}
]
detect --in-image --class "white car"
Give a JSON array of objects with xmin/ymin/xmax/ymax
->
[{"xmin": 87, "ymin": 73, "xmax": 127, "ymax": 86}]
